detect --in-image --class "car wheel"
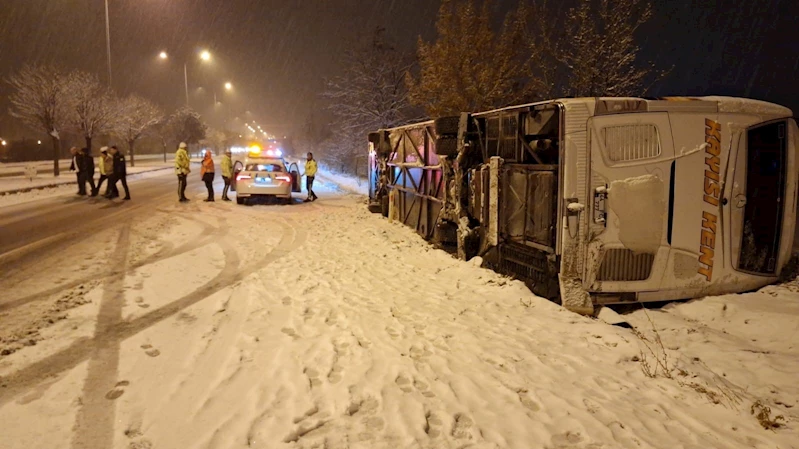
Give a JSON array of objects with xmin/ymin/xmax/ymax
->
[{"xmin": 236, "ymin": 197, "xmax": 244, "ymax": 205}]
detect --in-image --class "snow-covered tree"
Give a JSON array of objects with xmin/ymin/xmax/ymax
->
[
  {"xmin": 560, "ymin": 0, "xmax": 662, "ymax": 97},
  {"xmin": 63, "ymin": 70, "xmax": 120, "ymax": 155},
  {"xmin": 7, "ymin": 64, "xmax": 69, "ymax": 175},
  {"xmin": 406, "ymin": 0, "xmax": 533, "ymax": 117},
  {"xmin": 322, "ymin": 26, "xmax": 418, "ymax": 169},
  {"xmin": 115, "ymin": 95, "xmax": 163, "ymax": 166},
  {"xmin": 167, "ymin": 107, "xmax": 207, "ymax": 150},
  {"xmin": 200, "ymin": 127, "xmax": 226, "ymax": 155}
]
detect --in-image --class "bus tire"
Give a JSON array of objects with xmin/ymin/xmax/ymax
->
[
  {"xmin": 434, "ymin": 136, "xmax": 459, "ymax": 157},
  {"xmin": 434, "ymin": 116, "xmax": 460, "ymax": 136}
]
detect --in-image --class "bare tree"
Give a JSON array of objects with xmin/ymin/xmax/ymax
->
[
  {"xmin": 323, "ymin": 26, "xmax": 418, "ymax": 169},
  {"xmin": 7, "ymin": 64, "xmax": 69, "ymax": 175},
  {"xmin": 406, "ymin": 0, "xmax": 534, "ymax": 117},
  {"xmin": 115, "ymin": 95, "xmax": 163, "ymax": 166},
  {"xmin": 63, "ymin": 70, "xmax": 120, "ymax": 155},
  {"xmin": 560, "ymin": 0, "xmax": 663, "ymax": 97}
]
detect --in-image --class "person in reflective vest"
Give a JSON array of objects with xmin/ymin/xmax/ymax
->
[{"xmin": 304, "ymin": 152, "xmax": 318, "ymax": 202}]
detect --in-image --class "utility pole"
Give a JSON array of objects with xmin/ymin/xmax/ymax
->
[{"xmin": 104, "ymin": 0, "xmax": 112, "ymax": 87}]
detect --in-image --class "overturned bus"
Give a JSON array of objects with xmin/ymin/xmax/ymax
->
[{"xmin": 367, "ymin": 96, "xmax": 798, "ymax": 315}]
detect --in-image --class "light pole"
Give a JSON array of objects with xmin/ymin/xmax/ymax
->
[
  {"xmin": 104, "ymin": 0, "xmax": 112, "ymax": 87},
  {"xmin": 159, "ymin": 50, "xmax": 212, "ymax": 107}
]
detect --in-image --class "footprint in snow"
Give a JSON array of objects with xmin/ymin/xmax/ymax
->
[
  {"xmin": 281, "ymin": 328, "xmax": 298, "ymax": 338},
  {"xmin": 414, "ymin": 379, "xmax": 436, "ymax": 398},
  {"xmin": 386, "ymin": 327, "xmax": 401, "ymax": 340},
  {"xmin": 395, "ymin": 375, "xmax": 413, "ymax": 393},
  {"xmin": 328, "ymin": 364, "xmax": 344, "ymax": 384},
  {"xmin": 519, "ymin": 392, "xmax": 541, "ymax": 411},
  {"xmin": 105, "ymin": 380, "xmax": 130, "ymax": 400},
  {"xmin": 551, "ymin": 431, "xmax": 585, "ymax": 447},
  {"xmin": 282, "ymin": 297, "xmax": 292, "ymax": 306},
  {"xmin": 409, "ymin": 345, "xmax": 433, "ymax": 360},
  {"xmin": 424, "ymin": 411, "xmax": 444, "ymax": 438},
  {"xmin": 140, "ymin": 344, "xmax": 160, "ymax": 357},
  {"xmin": 452, "ymin": 414, "xmax": 476, "ymax": 440},
  {"xmin": 304, "ymin": 367, "xmax": 323, "ymax": 388}
]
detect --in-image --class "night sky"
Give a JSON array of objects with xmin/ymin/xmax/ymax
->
[{"xmin": 0, "ymin": 0, "xmax": 797, "ymax": 140}]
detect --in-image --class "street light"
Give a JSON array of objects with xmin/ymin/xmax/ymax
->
[
  {"xmin": 104, "ymin": 0, "xmax": 112, "ymax": 87},
  {"xmin": 158, "ymin": 49, "xmax": 212, "ymax": 107},
  {"xmin": 225, "ymin": 82, "xmax": 232, "ymax": 90}
]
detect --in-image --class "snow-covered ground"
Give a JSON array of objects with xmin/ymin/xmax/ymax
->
[{"xmin": 0, "ymin": 173, "xmax": 797, "ymax": 449}]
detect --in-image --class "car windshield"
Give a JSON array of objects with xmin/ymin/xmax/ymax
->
[{"xmin": 246, "ymin": 164, "xmax": 284, "ymax": 172}]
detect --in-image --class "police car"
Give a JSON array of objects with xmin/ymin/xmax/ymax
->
[{"xmin": 230, "ymin": 145, "xmax": 301, "ymax": 205}]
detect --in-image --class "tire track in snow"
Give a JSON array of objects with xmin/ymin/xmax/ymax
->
[
  {"xmin": 0, "ymin": 217, "xmax": 304, "ymax": 406},
  {"xmin": 71, "ymin": 224, "xmax": 131, "ymax": 449},
  {"xmin": 0, "ymin": 175, "xmax": 178, "ymax": 277},
  {"xmin": 0, "ymin": 209, "xmax": 219, "ymax": 313}
]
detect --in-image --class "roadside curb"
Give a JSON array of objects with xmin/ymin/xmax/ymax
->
[{"xmin": 0, "ymin": 165, "xmax": 185, "ymax": 196}]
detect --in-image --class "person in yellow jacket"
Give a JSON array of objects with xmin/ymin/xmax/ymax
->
[
  {"xmin": 175, "ymin": 142, "xmax": 191, "ymax": 202},
  {"xmin": 304, "ymin": 152, "xmax": 318, "ymax": 202},
  {"xmin": 221, "ymin": 149, "xmax": 233, "ymax": 201},
  {"xmin": 200, "ymin": 150, "xmax": 216, "ymax": 202},
  {"xmin": 94, "ymin": 147, "xmax": 113, "ymax": 197}
]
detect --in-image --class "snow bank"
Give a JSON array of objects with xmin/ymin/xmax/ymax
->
[
  {"xmin": 609, "ymin": 174, "xmax": 665, "ymax": 254},
  {"xmin": 317, "ymin": 165, "xmax": 368, "ymax": 195}
]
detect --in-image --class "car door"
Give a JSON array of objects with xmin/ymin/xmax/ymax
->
[
  {"xmin": 288, "ymin": 162, "xmax": 301, "ymax": 192},
  {"xmin": 231, "ymin": 161, "xmax": 244, "ymax": 191}
]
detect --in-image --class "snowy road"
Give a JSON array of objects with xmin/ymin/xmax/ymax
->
[
  {"xmin": 0, "ymin": 168, "xmax": 204, "ymax": 258},
  {"xmin": 0, "ymin": 174, "xmax": 797, "ymax": 449}
]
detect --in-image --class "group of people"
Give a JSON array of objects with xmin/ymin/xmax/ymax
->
[
  {"xmin": 173, "ymin": 142, "xmax": 319, "ymax": 203},
  {"xmin": 70, "ymin": 145, "xmax": 129, "ymax": 200},
  {"xmin": 174, "ymin": 141, "xmax": 233, "ymax": 202}
]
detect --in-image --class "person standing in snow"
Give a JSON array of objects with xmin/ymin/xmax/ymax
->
[
  {"xmin": 221, "ymin": 149, "xmax": 233, "ymax": 201},
  {"xmin": 304, "ymin": 152, "xmax": 318, "ymax": 202},
  {"xmin": 107, "ymin": 145, "xmax": 130, "ymax": 200},
  {"xmin": 175, "ymin": 142, "xmax": 191, "ymax": 202},
  {"xmin": 69, "ymin": 147, "xmax": 86, "ymax": 195},
  {"xmin": 200, "ymin": 150, "xmax": 215, "ymax": 202},
  {"xmin": 81, "ymin": 147, "xmax": 97, "ymax": 196},
  {"xmin": 94, "ymin": 147, "xmax": 113, "ymax": 196}
]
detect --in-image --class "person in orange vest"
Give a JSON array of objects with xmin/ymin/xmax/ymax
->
[{"xmin": 201, "ymin": 150, "xmax": 216, "ymax": 202}]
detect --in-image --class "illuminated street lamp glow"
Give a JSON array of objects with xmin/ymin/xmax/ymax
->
[
  {"xmin": 37, "ymin": 140, "xmax": 42, "ymax": 145},
  {"xmin": 1, "ymin": 139, "xmax": 6, "ymax": 146},
  {"xmin": 159, "ymin": 51, "xmax": 168, "ymax": 59},
  {"xmin": 200, "ymin": 50, "xmax": 211, "ymax": 61},
  {"xmin": 225, "ymin": 82, "xmax": 232, "ymax": 90}
]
